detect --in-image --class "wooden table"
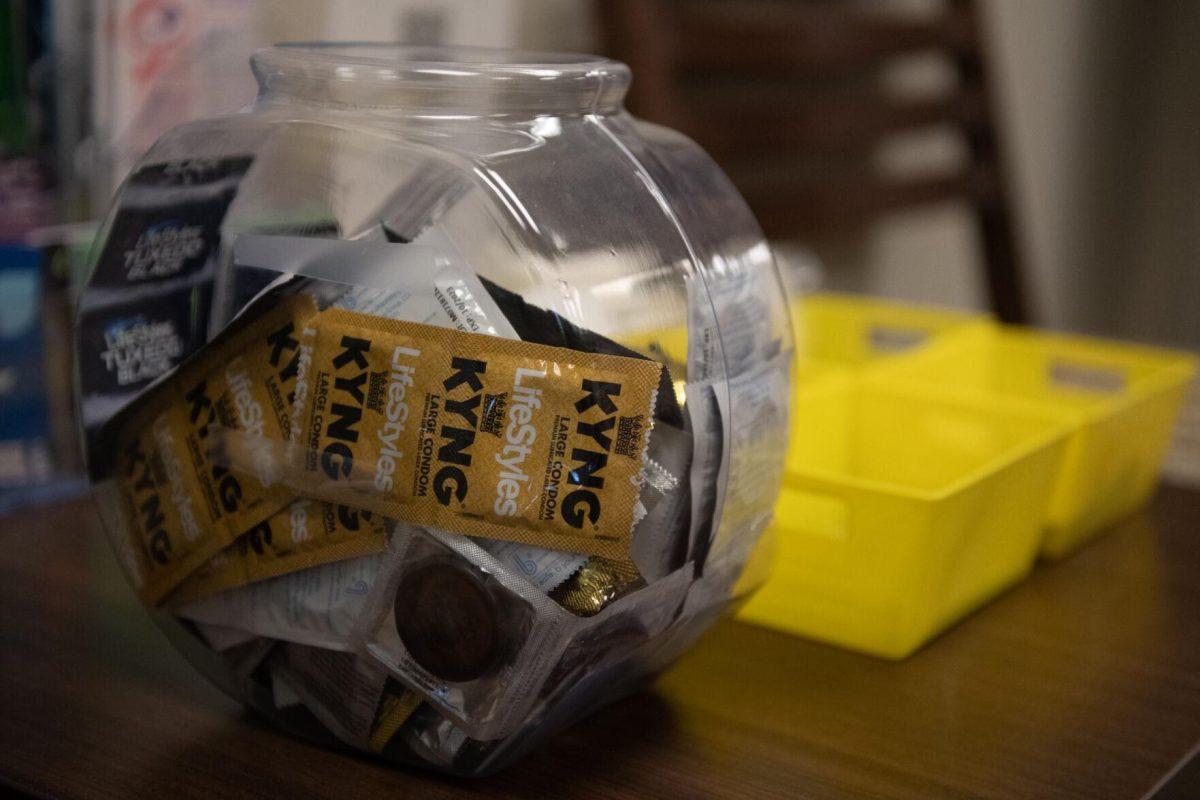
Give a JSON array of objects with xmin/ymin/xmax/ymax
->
[{"xmin": 1, "ymin": 485, "xmax": 1198, "ymax": 799}]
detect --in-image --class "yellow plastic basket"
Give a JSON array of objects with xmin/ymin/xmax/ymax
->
[
  {"xmin": 737, "ymin": 374, "xmax": 1069, "ymax": 658},
  {"xmin": 875, "ymin": 326, "xmax": 1197, "ymax": 557}
]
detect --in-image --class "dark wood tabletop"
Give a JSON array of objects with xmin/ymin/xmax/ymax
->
[{"xmin": 1, "ymin": 484, "xmax": 1198, "ymax": 799}]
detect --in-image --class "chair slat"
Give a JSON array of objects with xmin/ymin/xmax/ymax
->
[
  {"xmin": 673, "ymin": 2, "xmax": 976, "ymax": 72},
  {"xmin": 683, "ymin": 88, "xmax": 986, "ymax": 159},
  {"xmin": 742, "ymin": 166, "xmax": 996, "ymax": 237}
]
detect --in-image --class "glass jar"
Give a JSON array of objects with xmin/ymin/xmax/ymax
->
[{"xmin": 75, "ymin": 44, "xmax": 792, "ymax": 776}]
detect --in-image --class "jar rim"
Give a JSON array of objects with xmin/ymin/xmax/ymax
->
[{"xmin": 252, "ymin": 43, "xmax": 632, "ymax": 115}]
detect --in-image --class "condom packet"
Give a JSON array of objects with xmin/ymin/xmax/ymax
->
[
  {"xmin": 106, "ymin": 293, "xmax": 322, "ymax": 604},
  {"xmin": 368, "ymin": 680, "xmax": 423, "ymax": 754},
  {"xmin": 194, "ymin": 621, "xmax": 259, "ymax": 652},
  {"xmin": 77, "ymin": 156, "xmax": 256, "ymax": 449},
  {"xmin": 169, "ymin": 499, "xmax": 389, "ymax": 605},
  {"xmin": 705, "ymin": 351, "xmax": 791, "ymax": 574},
  {"xmin": 176, "ymin": 551, "xmax": 387, "ymax": 650},
  {"xmin": 271, "ymin": 643, "xmax": 392, "ymax": 749},
  {"xmin": 355, "ymin": 525, "xmax": 570, "ymax": 741},
  {"xmin": 631, "ymin": 421, "xmax": 692, "ymax": 582},
  {"xmin": 254, "ymin": 306, "xmax": 660, "ymax": 559}
]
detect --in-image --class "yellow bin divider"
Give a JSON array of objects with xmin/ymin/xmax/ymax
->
[
  {"xmin": 736, "ymin": 371, "xmax": 1070, "ymax": 659},
  {"xmin": 795, "ymin": 292, "xmax": 992, "ymax": 367},
  {"xmin": 783, "ymin": 291, "xmax": 1000, "ymax": 498},
  {"xmin": 621, "ymin": 291, "xmax": 990, "ymax": 380},
  {"xmin": 871, "ymin": 325, "xmax": 1198, "ymax": 558}
]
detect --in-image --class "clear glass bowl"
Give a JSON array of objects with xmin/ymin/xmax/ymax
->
[{"xmin": 75, "ymin": 44, "xmax": 792, "ymax": 776}]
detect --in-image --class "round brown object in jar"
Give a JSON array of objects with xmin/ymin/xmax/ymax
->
[{"xmin": 393, "ymin": 561, "xmax": 501, "ymax": 683}]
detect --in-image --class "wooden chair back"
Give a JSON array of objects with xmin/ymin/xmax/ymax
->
[{"xmin": 598, "ymin": 0, "xmax": 1027, "ymax": 322}]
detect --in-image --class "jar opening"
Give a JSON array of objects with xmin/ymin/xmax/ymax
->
[{"xmin": 252, "ymin": 43, "xmax": 631, "ymax": 116}]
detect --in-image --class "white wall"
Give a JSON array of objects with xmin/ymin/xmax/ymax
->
[{"xmin": 983, "ymin": 0, "xmax": 1199, "ymax": 348}]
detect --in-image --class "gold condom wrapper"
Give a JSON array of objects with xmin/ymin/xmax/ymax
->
[
  {"xmin": 175, "ymin": 294, "xmax": 320, "ymax": 535},
  {"xmin": 273, "ymin": 307, "xmax": 661, "ymax": 560},
  {"xmin": 168, "ymin": 293, "xmax": 398, "ymax": 606},
  {"xmin": 369, "ymin": 685, "xmax": 422, "ymax": 753},
  {"xmin": 168, "ymin": 498, "xmax": 389, "ymax": 605},
  {"xmin": 114, "ymin": 402, "xmax": 214, "ymax": 604},
  {"xmin": 112, "ymin": 294, "xmax": 320, "ymax": 605},
  {"xmin": 549, "ymin": 556, "xmax": 644, "ymax": 617}
]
